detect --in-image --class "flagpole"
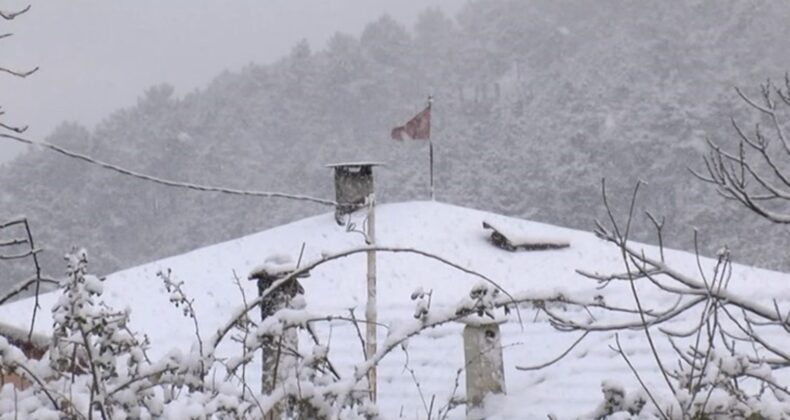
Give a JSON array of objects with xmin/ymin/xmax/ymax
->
[
  {"xmin": 429, "ymin": 142, "xmax": 434, "ymax": 201},
  {"xmin": 428, "ymin": 95, "xmax": 434, "ymax": 201}
]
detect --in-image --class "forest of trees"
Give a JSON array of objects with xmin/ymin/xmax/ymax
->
[{"xmin": 3, "ymin": 0, "xmax": 790, "ymax": 285}]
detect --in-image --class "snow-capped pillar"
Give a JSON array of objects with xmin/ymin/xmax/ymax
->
[
  {"xmin": 249, "ymin": 259, "xmax": 308, "ymax": 418},
  {"xmin": 463, "ymin": 319, "xmax": 506, "ymax": 419}
]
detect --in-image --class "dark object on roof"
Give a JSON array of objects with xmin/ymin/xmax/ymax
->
[{"xmin": 482, "ymin": 221, "xmax": 570, "ymax": 251}]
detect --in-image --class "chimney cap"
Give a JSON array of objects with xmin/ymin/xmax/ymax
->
[{"xmin": 326, "ymin": 161, "xmax": 385, "ymax": 169}]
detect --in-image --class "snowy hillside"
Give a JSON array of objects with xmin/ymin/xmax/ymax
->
[{"xmin": 1, "ymin": 201, "xmax": 788, "ymax": 418}]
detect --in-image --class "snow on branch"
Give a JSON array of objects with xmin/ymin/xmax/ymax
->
[
  {"xmin": 0, "ymin": 275, "xmax": 57, "ymax": 305},
  {"xmin": 3, "ymin": 232, "xmax": 722, "ymax": 418},
  {"xmin": 569, "ymin": 179, "xmax": 790, "ymax": 418},
  {"xmin": 0, "ymin": 4, "xmax": 30, "ymax": 20},
  {"xmin": 3, "ymin": 245, "xmax": 544, "ymax": 418},
  {"xmin": 0, "ymin": 5, "xmax": 38, "ymax": 83},
  {"xmin": 691, "ymin": 75, "xmax": 790, "ymax": 224},
  {"xmin": 230, "ymin": 279, "xmax": 600, "ymax": 417},
  {"xmin": 0, "ymin": 6, "xmax": 36, "ymax": 140},
  {"xmin": 209, "ymin": 244, "xmax": 526, "ymax": 352}
]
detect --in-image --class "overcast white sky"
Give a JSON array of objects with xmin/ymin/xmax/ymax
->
[{"xmin": 0, "ymin": 0, "xmax": 465, "ymax": 164}]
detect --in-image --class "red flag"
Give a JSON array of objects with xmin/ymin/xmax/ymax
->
[{"xmin": 391, "ymin": 106, "xmax": 431, "ymax": 141}]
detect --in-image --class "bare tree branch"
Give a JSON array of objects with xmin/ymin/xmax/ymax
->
[
  {"xmin": 0, "ymin": 275, "xmax": 57, "ymax": 305},
  {"xmin": 578, "ymin": 180, "xmax": 790, "ymax": 418},
  {"xmin": 515, "ymin": 331, "xmax": 588, "ymax": 371},
  {"xmin": 0, "ymin": 121, "xmax": 28, "ymax": 133},
  {"xmin": 0, "ymin": 65, "xmax": 38, "ymax": 79},
  {"xmin": 610, "ymin": 333, "xmax": 670, "ymax": 420},
  {"xmin": 692, "ymin": 80, "xmax": 790, "ymax": 224},
  {"xmin": 0, "ymin": 4, "xmax": 31, "ymax": 20}
]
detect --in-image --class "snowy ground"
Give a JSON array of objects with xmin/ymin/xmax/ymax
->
[{"xmin": 0, "ymin": 201, "xmax": 788, "ymax": 419}]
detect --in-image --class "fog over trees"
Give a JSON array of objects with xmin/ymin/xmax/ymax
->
[{"xmin": 3, "ymin": 0, "xmax": 790, "ymax": 286}]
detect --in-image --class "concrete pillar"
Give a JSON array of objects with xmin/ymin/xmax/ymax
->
[
  {"xmin": 463, "ymin": 321, "xmax": 506, "ymax": 419},
  {"xmin": 249, "ymin": 258, "xmax": 307, "ymax": 420}
]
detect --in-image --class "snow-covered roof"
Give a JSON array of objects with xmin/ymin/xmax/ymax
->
[{"xmin": 0, "ymin": 201, "xmax": 788, "ymax": 418}]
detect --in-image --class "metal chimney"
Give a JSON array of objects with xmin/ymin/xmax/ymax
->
[{"xmin": 327, "ymin": 162, "xmax": 383, "ymax": 225}]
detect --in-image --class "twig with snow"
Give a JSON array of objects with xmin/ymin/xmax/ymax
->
[
  {"xmin": 573, "ymin": 179, "xmax": 790, "ymax": 418},
  {"xmin": 0, "ymin": 4, "xmax": 30, "ymax": 20},
  {"xmin": 208, "ymin": 244, "xmax": 524, "ymax": 354},
  {"xmin": 605, "ymin": 180, "xmax": 677, "ymax": 397},
  {"xmin": 158, "ymin": 269, "xmax": 204, "ymax": 360},
  {"xmin": 691, "ymin": 75, "xmax": 790, "ymax": 225},
  {"xmin": 0, "ymin": 275, "xmax": 57, "ymax": 305}
]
